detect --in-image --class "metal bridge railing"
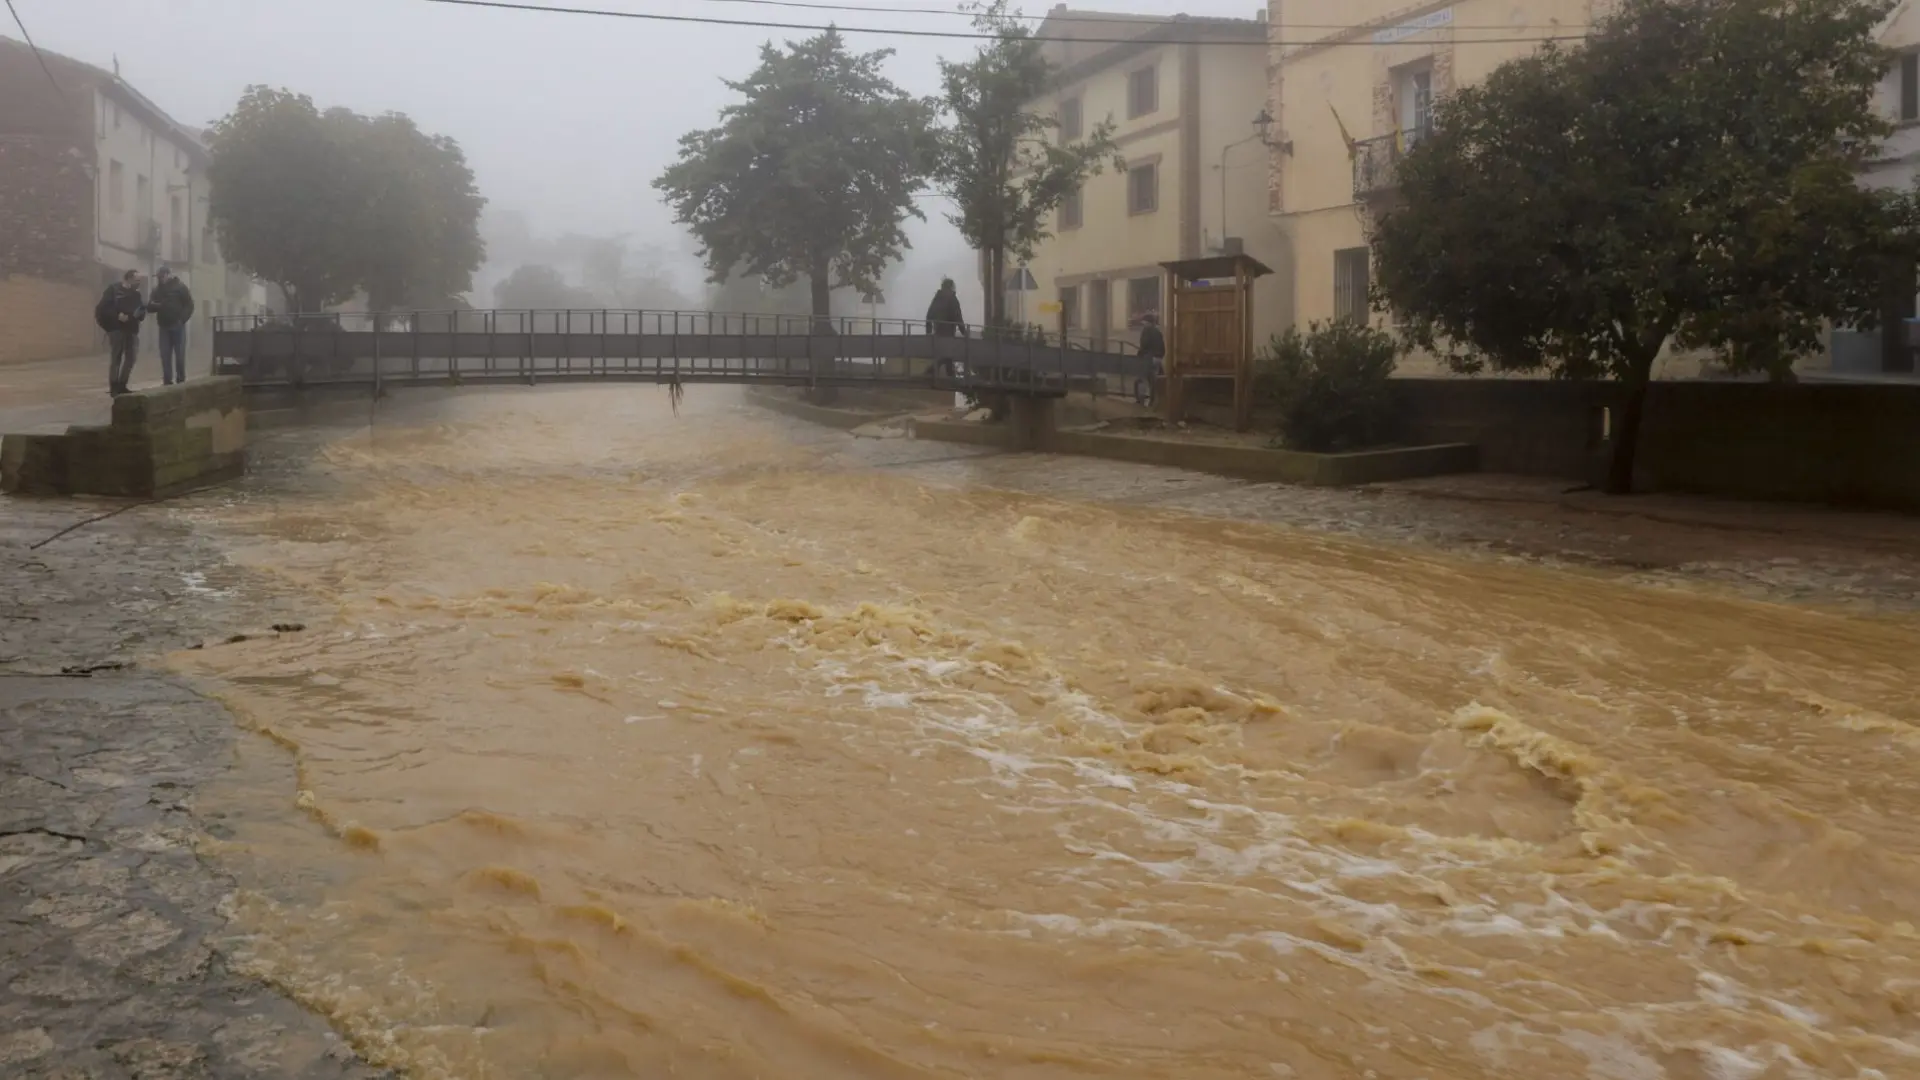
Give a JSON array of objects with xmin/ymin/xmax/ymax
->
[{"xmin": 209, "ymin": 308, "xmax": 1150, "ymax": 393}]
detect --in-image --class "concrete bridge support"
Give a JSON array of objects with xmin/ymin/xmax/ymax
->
[{"xmin": 1005, "ymin": 395, "xmax": 1057, "ymax": 452}]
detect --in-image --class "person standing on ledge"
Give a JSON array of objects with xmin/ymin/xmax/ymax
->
[
  {"xmin": 94, "ymin": 269, "xmax": 147, "ymax": 397},
  {"xmin": 149, "ymin": 266, "xmax": 196, "ymax": 386}
]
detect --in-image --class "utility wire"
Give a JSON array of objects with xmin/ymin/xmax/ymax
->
[
  {"xmin": 420, "ymin": 0, "xmax": 1587, "ymax": 47},
  {"xmin": 4, "ymin": 0, "xmax": 67, "ymax": 103},
  {"xmin": 691, "ymin": 0, "xmax": 1589, "ymax": 33}
]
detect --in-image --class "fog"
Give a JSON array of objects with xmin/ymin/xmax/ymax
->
[{"xmin": 14, "ymin": 0, "xmax": 1264, "ymax": 319}]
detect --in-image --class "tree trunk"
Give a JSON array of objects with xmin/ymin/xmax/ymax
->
[
  {"xmin": 983, "ymin": 244, "xmax": 1010, "ymax": 421},
  {"xmin": 1604, "ymin": 351, "xmax": 1658, "ymax": 495},
  {"xmin": 807, "ymin": 263, "xmax": 837, "ymax": 405},
  {"xmin": 986, "ymin": 244, "xmax": 1006, "ymax": 329}
]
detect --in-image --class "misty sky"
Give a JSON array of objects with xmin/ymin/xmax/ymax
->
[{"xmin": 11, "ymin": 0, "xmax": 1267, "ymax": 310}]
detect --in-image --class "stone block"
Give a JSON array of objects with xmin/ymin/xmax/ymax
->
[
  {"xmin": 0, "ymin": 432, "xmax": 69, "ymax": 495},
  {"xmin": 2, "ymin": 377, "xmax": 247, "ymax": 497}
]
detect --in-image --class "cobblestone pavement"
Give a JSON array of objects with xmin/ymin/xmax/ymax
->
[
  {"xmin": 1, "ymin": 495, "xmax": 388, "ymax": 1080},
  {"xmin": 819, "ymin": 412, "xmax": 1920, "ymax": 614}
]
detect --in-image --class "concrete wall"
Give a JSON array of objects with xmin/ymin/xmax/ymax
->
[
  {"xmin": 1389, "ymin": 378, "xmax": 1920, "ymax": 509},
  {"xmin": 1175, "ymin": 375, "xmax": 1920, "ymax": 508},
  {"xmin": 2, "ymin": 376, "xmax": 246, "ymax": 497},
  {"xmin": 0, "ymin": 275, "xmax": 97, "ymax": 365}
]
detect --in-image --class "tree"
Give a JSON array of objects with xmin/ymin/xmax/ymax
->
[
  {"xmin": 1370, "ymin": 0, "xmax": 1911, "ymax": 493},
  {"xmin": 655, "ymin": 29, "xmax": 932, "ymax": 325},
  {"xmin": 352, "ymin": 112, "xmax": 486, "ymax": 318},
  {"xmin": 493, "ymin": 264, "xmax": 599, "ymax": 309},
  {"xmin": 209, "ymin": 87, "xmax": 486, "ymax": 317},
  {"xmin": 932, "ymin": 1, "xmax": 1121, "ymax": 328},
  {"xmin": 707, "ymin": 270, "xmax": 814, "ymax": 318},
  {"xmin": 206, "ymin": 87, "xmax": 363, "ymax": 313}
]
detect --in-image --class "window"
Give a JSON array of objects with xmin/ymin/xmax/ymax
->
[
  {"xmin": 1060, "ymin": 284, "xmax": 1081, "ymax": 332},
  {"xmin": 1397, "ymin": 65, "xmax": 1434, "ymax": 146},
  {"xmin": 203, "ymin": 224, "xmax": 216, "ymax": 263},
  {"xmin": 1128, "ymin": 65, "xmax": 1158, "ymax": 119},
  {"xmin": 136, "ymin": 174, "xmax": 150, "ymax": 223},
  {"xmin": 1059, "ymin": 186, "xmax": 1083, "ymax": 230},
  {"xmin": 108, "ymin": 160, "xmax": 124, "ymax": 214},
  {"xmin": 1127, "ymin": 162, "xmax": 1158, "ymax": 215},
  {"xmin": 1901, "ymin": 53, "xmax": 1919, "ymax": 123},
  {"xmin": 1127, "ymin": 276, "xmax": 1160, "ymax": 321},
  {"xmin": 111, "ymin": 102, "xmax": 120, "ymax": 130},
  {"xmin": 1334, "ymin": 247, "xmax": 1371, "ymax": 322},
  {"xmin": 170, "ymin": 194, "xmax": 183, "ymax": 257},
  {"xmin": 1060, "ymin": 96, "xmax": 1083, "ymax": 140}
]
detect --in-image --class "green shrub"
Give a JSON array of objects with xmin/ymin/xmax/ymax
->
[{"xmin": 1254, "ymin": 320, "xmax": 1401, "ymax": 452}]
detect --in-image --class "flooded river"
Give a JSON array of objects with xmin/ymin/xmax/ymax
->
[{"xmin": 174, "ymin": 388, "xmax": 1920, "ymax": 1080}]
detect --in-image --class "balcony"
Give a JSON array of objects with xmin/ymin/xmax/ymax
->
[{"xmin": 1351, "ymin": 127, "xmax": 1428, "ymax": 200}]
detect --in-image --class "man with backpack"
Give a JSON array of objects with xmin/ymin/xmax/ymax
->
[
  {"xmin": 148, "ymin": 266, "xmax": 195, "ymax": 386},
  {"xmin": 94, "ymin": 269, "xmax": 147, "ymax": 396}
]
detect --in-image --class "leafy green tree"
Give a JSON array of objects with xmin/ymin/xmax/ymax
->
[
  {"xmin": 1370, "ymin": 0, "xmax": 1911, "ymax": 493},
  {"xmin": 209, "ymin": 88, "xmax": 486, "ymax": 317},
  {"xmin": 654, "ymin": 29, "xmax": 932, "ymax": 325},
  {"xmin": 706, "ymin": 271, "xmax": 815, "ymax": 320},
  {"xmin": 206, "ymin": 87, "xmax": 363, "ymax": 313},
  {"xmin": 493, "ymin": 264, "xmax": 598, "ymax": 309},
  {"xmin": 352, "ymin": 112, "xmax": 487, "ymax": 318},
  {"xmin": 932, "ymin": 1, "xmax": 1121, "ymax": 327}
]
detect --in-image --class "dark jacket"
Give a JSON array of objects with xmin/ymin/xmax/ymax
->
[
  {"xmin": 94, "ymin": 284, "xmax": 146, "ymax": 334},
  {"xmin": 1137, "ymin": 323, "xmax": 1165, "ymax": 360},
  {"xmin": 925, "ymin": 287, "xmax": 967, "ymax": 338},
  {"xmin": 149, "ymin": 277, "xmax": 195, "ymax": 329}
]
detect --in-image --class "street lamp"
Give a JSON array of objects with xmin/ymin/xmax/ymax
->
[{"xmin": 1218, "ymin": 109, "xmax": 1292, "ymax": 249}]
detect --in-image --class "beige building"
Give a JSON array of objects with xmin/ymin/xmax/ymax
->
[
  {"xmin": 1267, "ymin": 0, "xmax": 1590, "ymax": 355},
  {"xmin": 1829, "ymin": 3, "xmax": 1920, "ymax": 377},
  {"xmin": 1012, "ymin": 7, "xmax": 1283, "ymax": 355}
]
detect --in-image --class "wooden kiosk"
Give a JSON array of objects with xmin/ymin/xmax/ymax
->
[{"xmin": 1159, "ymin": 254, "xmax": 1273, "ymax": 431}]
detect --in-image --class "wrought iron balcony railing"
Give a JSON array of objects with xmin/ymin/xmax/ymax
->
[{"xmin": 1351, "ymin": 127, "xmax": 1429, "ymax": 200}]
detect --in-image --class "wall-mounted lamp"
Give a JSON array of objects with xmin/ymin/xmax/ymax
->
[{"xmin": 1253, "ymin": 108, "xmax": 1293, "ymax": 156}]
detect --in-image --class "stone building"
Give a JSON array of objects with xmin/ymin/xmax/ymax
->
[{"xmin": 0, "ymin": 37, "xmax": 258, "ymax": 367}]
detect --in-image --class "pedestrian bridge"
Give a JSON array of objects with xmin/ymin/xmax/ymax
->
[{"xmin": 211, "ymin": 309, "xmax": 1152, "ymax": 395}]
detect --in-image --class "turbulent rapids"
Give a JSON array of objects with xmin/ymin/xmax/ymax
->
[{"xmin": 173, "ymin": 388, "xmax": 1920, "ymax": 1080}]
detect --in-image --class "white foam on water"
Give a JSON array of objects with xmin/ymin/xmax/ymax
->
[
  {"xmin": 1556, "ymin": 1029, "xmax": 1668, "ymax": 1080},
  {"xmin": 1698, "ymin": 1045, "xmax": 1765, "ymax": 1080}
]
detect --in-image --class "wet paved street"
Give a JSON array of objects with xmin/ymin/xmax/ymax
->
[{"xmin": 1, "ymin": 495, "xmax": 389, "ymax": 1079}]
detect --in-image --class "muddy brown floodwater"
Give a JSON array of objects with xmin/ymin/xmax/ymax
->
[{"xmin": 172, "ymin": 388, "xmax": 1920, "ymax": 1080}]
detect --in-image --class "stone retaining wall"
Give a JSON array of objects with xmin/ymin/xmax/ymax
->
[
  {"xmin": 910, "ymin": 417, "xmax": 1477, "ymax": 485},
  {"xmin": 1180, "ymin": 376, "xmax": 1920, "ymax": 509},
  {"xmin": 2, "ymin": 377, "xmax": 247, "ymax": 497}
]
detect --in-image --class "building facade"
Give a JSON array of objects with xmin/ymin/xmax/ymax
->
[
  {"xmin": 0, "ymin": 37, "xmax": 259, "ymax": 366},
  {"xmin": 1830, "ymin": 4, "xmax": 1920, "ymax": 377},
  {"xmin": 1011, "ymin": 8, "xmax": 1283, "ymax": 356},
  {"xmin": 1266, "ymin": 0, "xmax": 1590, "ymax": 365}
]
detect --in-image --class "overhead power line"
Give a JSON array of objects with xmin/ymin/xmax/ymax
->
[
  {"xmin": 692, "ymin": 0, "xmax": 1590, "ymax": 33},
  {"xmin": 420, "ymin": 0, "xmax": 1587, "ymax": 47},
  {"xmin": 5, "ymin": 0, "xmax": 68, "ymax": 103}
]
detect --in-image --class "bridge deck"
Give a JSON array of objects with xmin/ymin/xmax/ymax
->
[{"xmin": 212, "ymin": 310, "xmax": 1155, "ymax": 394}]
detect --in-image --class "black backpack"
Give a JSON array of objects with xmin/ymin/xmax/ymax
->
[{"xmin": 94, "ymin": 289, "xmax": 118, "ymax": 333}]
